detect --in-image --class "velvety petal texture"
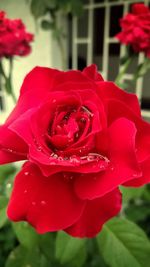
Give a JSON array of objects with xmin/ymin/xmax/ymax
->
[
  {"xmin": 65, "ymin": 189, "xmax": 122, "ymax": 238},
  {"xmin": 7, "ymin": 163, "xmax": 86, "ymax": 233},
  {"xmin": 0, "ymin": 64, "xmax": 150, "ymax": 238}
]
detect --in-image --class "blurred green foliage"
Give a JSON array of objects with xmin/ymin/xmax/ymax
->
[
  {"xmin": 28, "ymin": 0, "xmax": 84, "ymax": 69},
  {"xmin": 0, "ymin": 164, "xmax": 150, "ymax": 266}
]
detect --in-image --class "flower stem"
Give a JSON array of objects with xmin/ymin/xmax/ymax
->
[
  {"xmin": 115, "ymin": 57, "xmax": 132, "ymax": 87},
  {"xmin": 8, "ymin": 57, "xmax": 17, "ymax": 103}
]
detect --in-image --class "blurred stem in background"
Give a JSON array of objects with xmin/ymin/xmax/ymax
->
[
  {"xmin": 29, "ymin": 0, "xmax": 84, "ymax": 70},
  {"xmin": 115, "ymin": 48, "xmax": 150, "ymax": 91},
  {"xmin": 0, "ymin": 58, "xmax": 16, "ymax": 103}
]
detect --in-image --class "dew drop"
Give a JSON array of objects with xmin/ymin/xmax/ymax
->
[
  {"xmin": 82, "ymin": 106, "xmax": 93, "ymax": 117},
  {"xmin": 88, "ymin": 153, "xmax": 109, "ymax": 163},
  {"xmin": 7, "ymin": 149, "xmax": 13, "ymax": 153},
  {"xmin": 64, "ymin": 157, "xmax": 69, "ymax": 160},
  {"xmin": 70, "ymin": 156, "xmax": 80, "ymax": 164},
  {"xmin": 99, "ymin": 165, "xmax": 105, "ymax": 170},
  {"xmin": 49, "ymin": 161, "xmax": 56, "ymax": 165},
  {"xmin": 52, "ymin": 99, "xmax": 56, "ymax": 103},
  {"xmin": 80, "ymin": 117, "xmax": 86, "ymax": 123},
  {"xmin": 133, "ymin": 173, "xmax": 140, "ymax": 178},
  {"xmin": 41, "ymin": 200, "xmax": 46, "ymax": 205},
  {"xmin": 63, "ymin": 173, "xmax": 68, "ymax": 180},
  {"xmin": 50, "ymin": 153, "xmax": 58, "ymax": 159},
  {"xmin": 63, "ymin": 173, "xmax": 74, "ymax": 181},
  {"xmin": 75, "ymin": 132, "xmax": 79, "ymax": 139},
  {"xmin": 37, "ymin": 146, "xmax": 42, "ymax": 151},
  {"xmin": 58, "ymin": 156, "xmax": 63, "ymax": 161},
  {"xmin": 24, "ymin": 190, "xmax": 28, "ymax": 194},
  {"xmin": 24, "ymin": 172, "xmax": 29, "ymax": 176},
  {"xmin": 32, "ymin": 201, "xmax": 36, "ymax": 206}
]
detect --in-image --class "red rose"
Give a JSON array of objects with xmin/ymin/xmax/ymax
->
[
  {"xmin": 0, "ymin": 65, "xmax": 150, "ymax": 237},
  {"xmin": 116, "ymin": 4, "xmax": 150, "ymax": 57},
  {"xmin": 0, "ymin": 11, "xmax": 33, "ymax": 58}
]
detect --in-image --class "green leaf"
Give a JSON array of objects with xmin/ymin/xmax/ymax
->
[
  {"xmin": 0, "ymin": 207, "xmax": 8, "ymax": 228},
  {"xmin": 39, "ymin": 232, "xmax": 56, "ymax": 261},
  {"xmin": 66, "ymin": 244, "xmax": 87, "ymax": 267},
  {"xmin": 5, "ymin": 245, "xmax": 41, "ymax": 267},
  {"xmin": 0, "ymin": 192, "xmax": 9, "ymax": 230},
  {"xmin": 55, "ymin": 231, "xmax": 86, "ymax": 265},
  {"xmin": 0, "ymin": 164, "xmax": 16, "ymax": 182},
  {"xmin": 5, "ymin": 78, "xmax": 12, "ymax": 95},
  {"xmin": 70, "ymin": 0, "xmax": 83, "ymax": 16},
  {"xmin": 125, "ymin": 203, "xmax": 150, "ymax": 222},
  {"xmin": 97, "ymin": 218, "xmax": 150, "ymax": 267},
  {"xmin": 0, "ymin": 196, "xmax": 8, "ymax": 209},
  {"xmin": 30, "ymin": 0, "xmax": 47, "ymax": 18},
  {"xmin": 41, "ymin": 20, "xmax": 55, "ymax": 30},
  {"xmin": 143, "ymin": 185, "xmax": 150, "ymax": 201},
  {"xmin": 12, "ymin": 222, "xmax": 39, "ymax": 249},
  {"xmin": 120, "ymin": 55, "xmax": 129, "ymax": 66},
  {"xmin": 136, "ymin": 59, "xmax": 150, "ymax": 78},
  {"xmin": 121, "ymin": 186, "xmax": 145, "ymax": 203}
]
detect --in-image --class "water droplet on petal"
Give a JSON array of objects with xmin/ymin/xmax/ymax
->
[
  {"xmin": 58, "ymin": 156, "xmax": 63, "ymax": 161},
  {"xmin": 32, "ymin": 201, "xmax": 36, "ymax": 206},
  {"xmin": 7, "ymin": 149, "xmax": 13, "ymax": 153},
  {"xmin": 99, "ymin": 165, "xmax": 105, "ymax": 170},
  {"xmin": 52, "ymin": 99, "xmax": 56, "ymax": 103},
  {"xmin": 50, "ymin": 153, "xmax": 58, "ymax": 159},
  {"xmin": 75, "ymin": 133, "xmax": 79, "ymax": 139},
  {"xmin": 80, "ymin": 117, "xmax": 86, "ymax": 123},
  {"xmin": 133, "ymin": 172, "xmax": 140, "ymax": 178},
  {"xmin": 37, "ymin": 146, "xmax": 42, "ymax": 151},
  {"xmin": 24, "ymin": 172, "xmax": 29, "ymax": 176},
  {"xmin": 63, "ymin": 173, "xmax": 74, "ymax": 181},
  {"xmin": 24, "ymin": 190, "xmax": 28, "ymax": 194},
  {"xmin": 64, "ymin": 157, "xmax": 69, "ymax": 160},
  {"xmin": 41, "ymin": 200, "xmax": 46, "ymax": 205},
  {"xmin": 88, "ymin": 153, "xmax": 109, "ymax": 163}
]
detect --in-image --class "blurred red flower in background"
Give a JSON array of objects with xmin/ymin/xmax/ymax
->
[
  {"xmin": 116, "ymin": 3, "xmax": 150, "ymax": 57},
  {"xmin": 0, "ymin": 10, "xmax": 34, "ymax": 58}
]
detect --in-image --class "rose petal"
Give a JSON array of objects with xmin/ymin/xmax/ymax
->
[
  {"xmin": 97, "ymin": 81, "xmax": 141, "ymax": 117},
  {"xmin": 74, "ymin": 118, "xmax": 141, "ymax": 199},
  {"xmin": 65, "ymin": 188, "xmax": 122, "ymax": 238},
  {"xmin": 0, "ymin": 125, "xmax": 27, "ymax": 164},
  {"xmin": 82, "ymin": 64, "xmax": 104, "ymax": 81},
  {"xmin": 124, "ymin": 156, "xmax": 150, "ymax": 187},
  {"xmin": 5, "ymin": 67, "xmax": 60, "ymax": 126},
  {"xmin": 52, "ymin": 69, "xmax": 93, "ymax": 88},
  {"xmin": 106, "ymin": 99, "xmax": 150, "ymax": 161},
  {"xmin": 132, "ymin": 4, "xmax": 149, "ymax": 15},
  {"xmin": 7, "ymin": 163, "xmax": 86, "ymax": 233}
]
